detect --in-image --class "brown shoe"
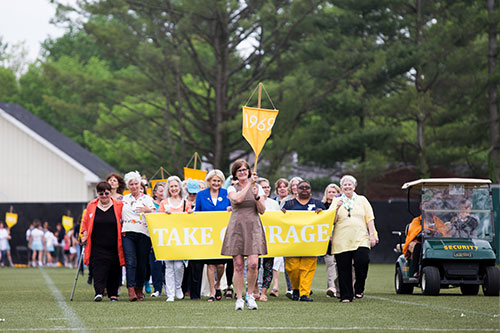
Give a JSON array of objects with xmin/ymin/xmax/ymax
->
[
  {"xmin": 135, "ymin": 286, "xmax": 145, "ymax": 301},
  {"xmin": 128, "ymin": 287, "xmax": 137, "ymax": 302}
]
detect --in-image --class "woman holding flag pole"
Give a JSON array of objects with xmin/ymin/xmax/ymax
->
[
  {"xmin": 221, "ymin": 159, "xmax": 267, "ymax": 310},
  {"xmin": 225, "ymin": 82, "xmax": 277, "ymax": 310}
]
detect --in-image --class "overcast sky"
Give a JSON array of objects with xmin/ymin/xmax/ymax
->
[{"xmin": 0, "ymin": 0, "xmax": 76, "ymax": 62}]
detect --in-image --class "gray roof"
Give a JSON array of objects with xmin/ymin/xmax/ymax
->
[{"xmin": 0, "ymin": 102, "xmax": 116, "ymax": 179}]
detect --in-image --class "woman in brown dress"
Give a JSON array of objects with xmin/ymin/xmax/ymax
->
[{"xmin": 221, "ymin": 159, "xmax": 266, "ymax": 310}]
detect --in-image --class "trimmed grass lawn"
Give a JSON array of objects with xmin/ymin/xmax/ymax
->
[{"xmin": 0, "ymin": 264, "xmax": 499, "ymax": 331}]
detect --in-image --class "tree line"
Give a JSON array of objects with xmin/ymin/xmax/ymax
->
[{"xmin": 0, "ymin": 0, "xmax": 499, "ymax": 184}]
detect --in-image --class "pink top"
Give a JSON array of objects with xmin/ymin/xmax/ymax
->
[{"xmin": 158, "ymin": 198, "xmax": 191, "ymax": 213}]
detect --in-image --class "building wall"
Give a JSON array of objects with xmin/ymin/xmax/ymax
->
[{"xmin": 0, "ymin": 115, "xmax": 93, "ymax": 202}]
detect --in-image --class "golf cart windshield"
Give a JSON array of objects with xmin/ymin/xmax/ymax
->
[{"xmin": 421, "ymin": 184, "xmax": 492, "ymax": 240}]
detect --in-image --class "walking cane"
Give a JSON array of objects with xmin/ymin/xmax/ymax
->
[{"xmin": 70, "ymin": 243, "xmax": 86, "ymax": 301}]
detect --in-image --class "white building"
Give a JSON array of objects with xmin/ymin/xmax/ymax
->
[{"xmin": 0, "ymin": 102, "xmax": 116, "ymax": 202}]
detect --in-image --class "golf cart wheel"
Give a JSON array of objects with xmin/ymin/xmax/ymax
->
[
  {"xmin": 459, "ymin": 284, "xmax": 479, "ymax": 296},
  {"xmin": 482, "ymin": 266, "xmax": 500, "ymax": 296},
  {"xmin": 395, "ymin": 266, "xmax": 413, "ymax": 294},
  {"xmin": 421, "ymin": 266, "xmax": 440, "ymax": 296}
]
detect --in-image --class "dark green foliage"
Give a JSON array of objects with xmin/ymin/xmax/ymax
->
[{"xmin": 1, "ymin": 0, "xmax": 498, "ymax": 181}]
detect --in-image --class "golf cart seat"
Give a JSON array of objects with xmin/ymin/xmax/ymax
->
[{"xmin": 393, "ymin": 223, "xmax": 411, "ymax": 254}]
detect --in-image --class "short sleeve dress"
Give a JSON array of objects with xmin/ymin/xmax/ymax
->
[{"xmin": 221, "ymin": 183, "xmax": 267, "ymax": 256}]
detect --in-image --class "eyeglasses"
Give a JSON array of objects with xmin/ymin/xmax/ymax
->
[
  {"xmin": 98, "ymin": 191, "xmax": 111, "ymax": 196},
  {"xmin": 261, "ymin": 186, "xmax": 270, "ymax": 189},
  {"xmin": 298, "ymin": 185, "xmax": 311, "ymax": 190},
  {"xmin": 237, "ymin": 168, "xmax": 248, "ymax": 173}
]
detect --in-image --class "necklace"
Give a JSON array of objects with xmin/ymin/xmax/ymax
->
[
  {"xmin": 98, "ymin": 200, "xmax": 113, "ymax": 211},
  {"xmin": 341, "ymin": 193, "xmax": 357, "ymax": 217}
]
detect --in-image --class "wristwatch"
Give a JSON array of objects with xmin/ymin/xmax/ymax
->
[{"xmin": 255, "ymin": 196, "xmax": 260, "ymax": 201}]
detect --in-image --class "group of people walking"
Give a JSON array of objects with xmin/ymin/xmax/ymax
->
[{"xmin": 80, "ymin": 159, "xmax": 378, "ymax": 308}]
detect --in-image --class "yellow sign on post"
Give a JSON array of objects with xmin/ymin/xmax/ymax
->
[
  {"xmin": 5, "ymin": 212, "xmax": 18, "ymax": 228},
  {"xmin": 62, "ymin": 215, "xmax": 74, "ymax": 232},
  {"xmin": 183, "ymin": 168, "xmax": 207, "ymax": 181},
  {"xmin": 150, "ymin": 179, "xmax": 168, "ymax": 188},
  {"xmin": 242, "ymin": 106, "xmax": 279, "ymax": 159}
]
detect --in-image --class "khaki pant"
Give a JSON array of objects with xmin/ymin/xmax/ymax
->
[
  {"xmin": 324, "ymin": 254, "xmax": 339, "ymax": 292},
  {"xmin": 285, "ymin": 256, "xmax": 317, "ymax": 297}
]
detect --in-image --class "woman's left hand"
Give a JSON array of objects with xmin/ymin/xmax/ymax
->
[
  {"xmin": 252, "ymin": 186, "xmax": 259, "ymax": 196},
  {"xmin": 250, "ymin": 172, "xmax": 258, "ymax": 184},
  {"xmin": 369, "ymin": 234, "xmax": 379, "ymax": 247}
]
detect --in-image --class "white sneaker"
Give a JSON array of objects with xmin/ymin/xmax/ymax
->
[
  {"xmin": 94, "ymin": 294, "xmax": 103, "ymax": 302},
  {"xmin": 166, "ymin": 296, "xmax": 174, "ymax": 302},
  {"xmin": 151, "ymin": 291, "xmax": 160, "ymax": 297},
  {"xmin": 235, "ymin": 298, "xmax": 245, "ymax": 310},
  {"xmin": 175, "ymin": 288, "xmax": 184, "ymax": 299},
  {"xmin": 246, "ymin": 295, "xmax": 258, "ymax": 310}
]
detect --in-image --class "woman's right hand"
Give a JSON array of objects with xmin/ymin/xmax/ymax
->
[
  {"xmin": 336, "ymin": 199, "xmax": 343, "ymax": 208},
  {"xmin": 81, "ymin": 233, "xmax": 88, "ymax": 244}
]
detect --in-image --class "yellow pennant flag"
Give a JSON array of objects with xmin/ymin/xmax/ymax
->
[
  {"xmin": 62, "ymin": 215, "xmax": 74, "ymax": 232},
  {"xmin": 5, "ymin": 212, "xmax": 18, "ymax": 228},
  {"xmin": 146, "ymin": 210, "xmax": 334, "ymax": 260},
  {"xmin": 242, "ymin": 106, "xmax": 279, "ymax": 158}
]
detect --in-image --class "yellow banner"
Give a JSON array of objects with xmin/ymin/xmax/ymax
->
[
  {"xmin": 242, "ymin": 106, "xmax": 279, "ymax": 157},
  {"xmin": 62, "ymin": 215, "xmax": 74, "ymax": 232},
  {"xmin": 183, "ymin": 168, "xmax": 207, "ymax": 181},
  {"xmin": 5, "ymin": 212, "xmax": 17, "ymax": 228},
  {"xmin": 146, "ymin": 210, "xmax": 335, "ymax": 260}
]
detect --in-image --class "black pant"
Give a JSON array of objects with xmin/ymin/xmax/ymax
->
[
  {"xmin": 412, "ymin": 242, "xmax": 422, "ymax": 275},
  {"xmin": 187, "ymin": 260, "xmax": 204, "ymax": 299},
  {"xmin": 225, "ymin": 259, "xmax": 234, "ymax": 288},
  {"xmin": 335, "ymin": 247, "xmax": 370, "ymax": 301},
  {"xmin": 90, "ymin": 255, "xmax": 122, "ymax": 297}
]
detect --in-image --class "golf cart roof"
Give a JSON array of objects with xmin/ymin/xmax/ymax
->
[{"xmin": 401, "ymin": 178, "xmax": 492, "ymax": 190}]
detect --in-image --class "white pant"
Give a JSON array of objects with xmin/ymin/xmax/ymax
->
[
  {"xmin": 273, "ymin": 257, "xmax": 285, "ymax": 272},
  {"xmin": 164, "ymin": 260, "xmax": 184, "ymax": 297},
  {"xmin": 324, "ymin": 254, "xmax": 339, "ymax": 290}
]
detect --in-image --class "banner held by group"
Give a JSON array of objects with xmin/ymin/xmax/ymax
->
[{"xmin": 146, "ymin": 210, "xmax": 335, "ymax": 260}]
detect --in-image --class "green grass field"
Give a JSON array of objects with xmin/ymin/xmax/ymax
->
[{"xmin": 0, "ymin": 264, "xmax": 499, "ymax": 332}]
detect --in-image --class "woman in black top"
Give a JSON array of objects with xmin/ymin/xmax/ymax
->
[{"xmin": 81, "ymin": 182, "xmax": 125, "ymax": 302}]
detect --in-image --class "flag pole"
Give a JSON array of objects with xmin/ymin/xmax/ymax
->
[{"xmin": 253, "ymin": 83, "xmax": 262, "ymax": 174}]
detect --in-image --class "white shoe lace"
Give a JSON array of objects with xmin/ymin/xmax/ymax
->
[
  {"xmin": 246, "ymin": 295, "xmax": 258, "ymax": 310},
  {"xmin": 235, "ymin": 298, "xmax": 245, "ymax": 310}
]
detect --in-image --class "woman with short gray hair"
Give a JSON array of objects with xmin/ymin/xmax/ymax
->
[
  {"xmin": 121, "ymin": 171, "xmax": 156, "ymax": 301},
  {"xmin": 330, "ymin": 175, "xmax": 378, "ymax": 303},
  {"xmin": 195, "ymin": 169, "xmax": 233, "ymax": 301}
]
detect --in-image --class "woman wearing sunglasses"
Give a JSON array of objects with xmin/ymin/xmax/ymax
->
[
  {"xmin": 281, "ymin": 180, "xmax": 325, "ymax": 302},
  {"xmin": 81, "ymin": 181, "xmax": 125, "ymax": 302}
]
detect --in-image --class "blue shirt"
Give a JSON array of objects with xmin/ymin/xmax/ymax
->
[
  {"xmin": 195, "ymin": 188, "xmax": 231, "ymax": 212},
  {"xmin": 283, "ymin": 198, "xmax": 326, "ymax": 211}
]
